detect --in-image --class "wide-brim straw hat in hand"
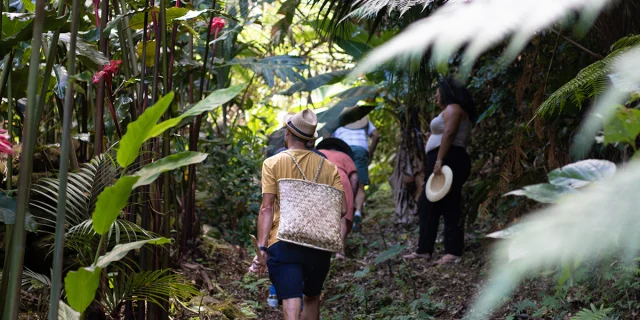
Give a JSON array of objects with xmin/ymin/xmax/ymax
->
[
  {"xmin": 425, "ymin": 165, "xmax": 453, "ymax": 202},
  {"xmin": 286, "ymin": 109, "xmax": 318, "ymax": 141}
]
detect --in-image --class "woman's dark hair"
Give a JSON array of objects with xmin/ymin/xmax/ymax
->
[{"xmin": 438, "ymin": 76, "xmax": 477, "ymax": 121}]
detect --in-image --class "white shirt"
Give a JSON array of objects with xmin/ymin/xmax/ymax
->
[{"xmin": 332, "ymin": 122, "xmax": 377, "ymax": 151}]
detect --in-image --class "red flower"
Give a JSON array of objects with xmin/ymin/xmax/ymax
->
[
  {"xmin": 209, "ymin": 17, "xmax": 226, "ymax": 35},
  {"xmin": 0, "ymin": 129, "xmax": 13, "ymax": 155},
  {"xmin": 92, "ymin": 60, "xmax": 122, "ymax": 84}
]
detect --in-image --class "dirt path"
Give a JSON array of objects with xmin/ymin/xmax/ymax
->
[{"xmin": 192, "ymin": 217, "xmax": 499, "ymax": 319}]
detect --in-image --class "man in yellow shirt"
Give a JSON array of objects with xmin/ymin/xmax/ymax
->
[{"xmin": 250, "ymin": 109, "xmax": 346, "ymax": 320}]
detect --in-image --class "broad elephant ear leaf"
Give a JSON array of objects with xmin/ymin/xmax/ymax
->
[
  {"xmin": 547, "ymin": 159, "xmax": 616, "ymax": 189},
  {"xmin": 117, "ymin": 92, "xmax": 175, "ymax": 168},
  {"xmin": 147, "ymin": 84, "xmax": 245, "ymax": 138},
  {"xmin": 95, "ymin": 238, "xmax": 171, "ymax": 269},
  {"xmin": 64, "ymin": 266, "xmax": 101, "ymax": 313},
  {"xmin": 91, "ymin": 176, "xmax": 140, "ymax": 235}
]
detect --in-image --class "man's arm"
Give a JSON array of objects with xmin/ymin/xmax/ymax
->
[
  {"xmin": 257, "ymin": 193, "xmax": 276, "ymax": 248},
  {"xmin": 369, "ymin": 129, "xmax": 380, "ymax": 162}
]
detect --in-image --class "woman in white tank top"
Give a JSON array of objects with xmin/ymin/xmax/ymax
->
[{"xmin": 404, "ymin": 76, "xmax": 475, "ymax": 265}]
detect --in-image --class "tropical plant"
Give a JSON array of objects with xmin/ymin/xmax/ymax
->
[{"xmin": 534, "ymin": 34, "xmax": 640, "ymax": 118}]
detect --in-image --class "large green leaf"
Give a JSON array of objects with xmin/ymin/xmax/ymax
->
[
  {"xmin": 58, "ymin": 33, "xmax": 109, "ymax": 68},
  {"xmin": 505, "ymin": 183, "xmax": 576, "ymax": 204},
  {"xmin": 58, "ymin": 301, "xmax": 81, "ymax": 320},
  {"xmin": 547, "ymin": 160, "xmax": 616, "ymax": 189},
  {"xmin": 0, "ymin": 11, "xmax": 69, "ymax": 58},
  {"xmin": 20, "ymin": 0, "xmax": 35, "ymax": 12},
  {"xmin": 117, "ymin": 92, "xmax": 175, "ymax": 168},
  {"xmin": 95, "ymin": 238, "xmax": 171, "ymax": 269},
  {"xmin": 374, "ymin": 244, "xmax": 405, "ymax": 265},
  {"xmin": 91, "ymin": 176, "xmax": 139, "ymax": 235},
  {"xmin": 279, "ymin": 69, "xmax": 350, "ymax": 96},
  {"xmin": 603, "ymin": 107, "xmax": 640, "ymax": 146},
  {"xmin": 133, "ymin": 152, "xmax": 208, "ymax": 188},
  {"xmin": 64, "ymin": 266, "xmax": 101, "ymax": 312},
  {"xmin": 317, "ymin": 86, "xmax": 379, "ymax": 135},
  {"xmin": 147, "ymin": 84, "xmax": 245, "ymax": 138}
]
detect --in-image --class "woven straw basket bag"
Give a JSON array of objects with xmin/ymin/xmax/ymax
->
[{"xmin": 276, "ymin": 151, "xmax": 343, "ymax": 253}]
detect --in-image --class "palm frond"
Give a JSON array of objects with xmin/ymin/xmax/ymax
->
[
  {"xmin": 61, "ymin": 219, "xmax": 158, "ymax": 265},
  {"xmin": 344, "ymin": 0, "xmax": 431, "ymax": 20},
  {"xmin": 350, "ymin": 0, "xmax": 613, "ymax": 78},
  {"xmin": 535, "ymin": 34, "xmax": 640, "ymax": 118},
  {"xmin": 21, "ymin": 267, "xmax": 51, "ymax": 291},
  {"xmin": 221, "ymin": 56, "xmax": 308, "ymax": 87},
  {"xmin": 30, "ymin": 153, "xmax": 119, "ymax": 229},
  {"xmin": 100, "ymin": 269, "xmax": 199, "ymax": 314}
]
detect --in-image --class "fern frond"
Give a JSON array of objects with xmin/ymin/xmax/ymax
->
[
  {"xmin": 100, "ymin": 269, "xmax": 199, "ymax": 314},
  {"xmin": 350, "ymin": 0, "xmax": 612, "ymax": 78},
  {"xmin": 535, "ymin": 38, "xmax": 640, "ymax": 118},
  {"xmin": 571, "ymin": 304, "xmax": 613, "ymax": 320}
]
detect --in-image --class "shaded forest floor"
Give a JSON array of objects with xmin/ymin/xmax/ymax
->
[{"xmin": 187, "ymin": 186, "xmax": 640, "ymax": 319}]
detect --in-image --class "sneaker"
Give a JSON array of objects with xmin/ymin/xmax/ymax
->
[{"xmin": 353, "ymin": 214, "xmax": 362, "ymax": 232}]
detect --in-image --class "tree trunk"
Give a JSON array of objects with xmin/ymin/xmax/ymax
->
[{"xmin": 389, "ymin": 105, "xmax": 424, "ymax": 225}]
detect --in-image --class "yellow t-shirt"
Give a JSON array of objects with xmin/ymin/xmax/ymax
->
[{"xmin": 261, "ymin": 149, "xmax": 343, "ymax": 247}]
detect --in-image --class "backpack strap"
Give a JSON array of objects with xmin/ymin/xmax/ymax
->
[
  {"xmin": 313, "ymin": 157, "xmax": 325, "ymax": 183},
  {"xmin": 283, "ymin": 151, "xmax": 308, "ymax": 181}
]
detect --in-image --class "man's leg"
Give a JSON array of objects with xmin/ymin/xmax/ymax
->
[
  {"xmin": 355, "ymin": 183, "xmax": 365, "ymax": 213},
  {"xmin": 282, "ymin": 298, "xmax": 302, "ymax": 320},
  {"xmin": 301, "ymin": 295, "xmax": 321, "ymax": 320}
]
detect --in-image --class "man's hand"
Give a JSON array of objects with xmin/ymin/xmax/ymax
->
[
  {"xmin": 248, "ymin": 251, "xmax": 268, "ymax": 276},
  {"xmin": 424, "ymin": 132, "xmax": 431, "ymax": 141}
]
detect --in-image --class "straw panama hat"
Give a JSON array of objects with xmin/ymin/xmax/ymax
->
[
  {"xmin": 286, "ymin": 109, "xmax": 318, "ymax": 141},
  {"xmin": 425, "ymin": 165, "xmax": 453, "ymax": 202}
]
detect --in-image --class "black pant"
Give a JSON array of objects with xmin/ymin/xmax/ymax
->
[{"xmin": 417, "ymin": 146, "xmax": 470, "ymax": 256}]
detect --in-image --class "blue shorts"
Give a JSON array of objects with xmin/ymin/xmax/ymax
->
[
  {"xmin": 267, "ymin": 241, "xmax": 331, "ymax": 299},
  {"xmin": 350, "ymin": 146, "xmax": 370, "ymax": 185}
]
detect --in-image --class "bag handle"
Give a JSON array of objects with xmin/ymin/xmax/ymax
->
[{"xmin": 283, "ymin": 151, "xmax": 324, "ymax": 183}]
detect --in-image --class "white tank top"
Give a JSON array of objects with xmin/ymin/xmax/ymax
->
[{"xmin": 425, "ymin": 112, "xmax": 471, "ymax": 154}]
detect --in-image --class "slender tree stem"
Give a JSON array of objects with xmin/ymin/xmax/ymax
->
[
  {"xmin": 184, "ymin": 2, "xmax": 216, "ymax": 249},
  {"xmin": 0, "ymin": 52, "xmax": 13, "ymax": 316},
  {"xmin": 48, "ymin": 0, "xmax": 80, "ymax": 317},
  {"xmin": 37, "ymin": 0, "xmax": 67, "ymax": 135},
  {"xmin": 95, "ymin": 0, "xmax": 110, "ymax": 155},
  {"xmin": 3, "ymin": 0, "xmax": 46, "ymax": 318}
]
